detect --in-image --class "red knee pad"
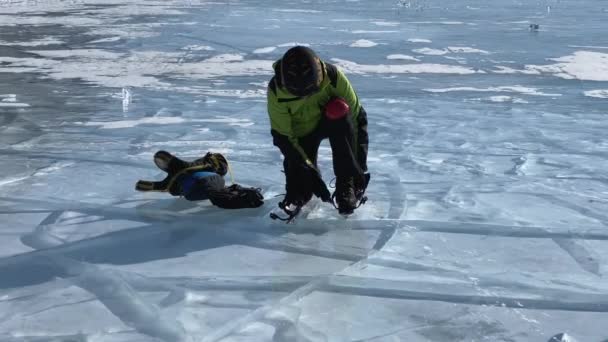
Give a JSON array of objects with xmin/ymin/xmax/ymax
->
[{"xmin": 324, "ymin": 97, "xmax": 350, "ymax": 120}]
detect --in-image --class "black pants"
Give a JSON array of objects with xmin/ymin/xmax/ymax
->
[{"xmin": 273, "ymin": 107, "xmax": 369, "ymax": 200}]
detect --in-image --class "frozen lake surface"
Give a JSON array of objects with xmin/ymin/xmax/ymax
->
[{"xmin": 1, "ymin": 0, "xmax": 608, "ymax": 341}]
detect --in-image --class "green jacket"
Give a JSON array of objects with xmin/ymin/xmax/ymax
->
[{"xmin": 267, "ymin": 60, "xmax": 361, "ymax": 164}]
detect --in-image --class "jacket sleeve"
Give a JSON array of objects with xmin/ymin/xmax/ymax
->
[
  {"xmin": 267, "ymin": 85, "xmax": 313, "ymax": 165},
  {"xmin": 332, "ymin": 68, "xmax": 361, "ymax": 116}
]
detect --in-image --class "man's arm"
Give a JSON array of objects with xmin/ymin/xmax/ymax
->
[
  {"xmin": 267, "ymin": 83, "xmax": 331, "ymax": 202},
  {"xmin": 332, "ymin": 68, "xmax": 361, "ymax": 116},
  {"xmin": 267, "ymin": 84, "xmax": 314, "ymax": 165}
]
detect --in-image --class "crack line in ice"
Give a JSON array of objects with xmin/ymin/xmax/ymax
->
[
  {"xmin": 20, "ymin": 210, "xmax": 67, "ymax": 250},
  {"xmin": 305, "ymin": 219, "xmax": 608, "ymax": 241},
  {"xmin": 323, "ymin": 276, "xmax": 608, "ymax": 313},
  {"xmin": 2, "ymin": 196, "xmax": 608, "ymax": 337},
  {"xmin": 199, "ymin": 222, "xmax": 400, "ymax": 342},
  {"xmin": 56, "ymin": 258, "xmax": 188, "ymax": 342}
]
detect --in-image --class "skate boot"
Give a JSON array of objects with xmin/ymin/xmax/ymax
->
[
  {"xmin": 334, "ymin": 177, "xmax": 357, "ymax": 215},
  {"xmin": 354, "ymin": 172, "xmax": 370, "ymax": 204}
]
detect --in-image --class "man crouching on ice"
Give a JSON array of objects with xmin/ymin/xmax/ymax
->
[
  {"xmin": 267, "ymin": 46, "xmax": 370, "ymax": 215},
  {"xmin": 135, "ymin": 150, "xmax": 264, "ymax": 209}
]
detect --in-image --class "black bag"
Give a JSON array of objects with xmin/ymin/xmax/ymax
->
[{"xmin": 209, "ymin": 184, "xmax": 264, "ymax": 209}]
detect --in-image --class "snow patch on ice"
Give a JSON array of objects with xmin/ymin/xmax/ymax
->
[
  {"xmin": 253, "ymin": 47, "xmax": 277, "ymax": 54},
  {"xmin": 84, "ymin": 117, "xmax": 187, "ymax": 129},
  {"xmin": 493, "ymin": 65, "xmax": 541, "ymax": 75},
  {"xmin": 0, "ymin": 94, "xmax": 29, "ymax": 107},
  {"xmin": 87, "ymin": 26, "xmax": 159, "ymax": 39},
  {"xmin": 87, "ymin": 36, "xmax": 122, "ymax": 44},
  {"xmin": 447, "ymin": 46, "xmax": 490, "ymax": 54},
  {"xmin": 387, "ymin": 54, "xmax": 420, "ymax": 62},
  {"xmin": 350, "ymin": 39, "xmax": 378, "ymax": 48},
  {"xmin": 351, "ymin": 30, "xmax": 398, "ymax": 34},
  {"xmin": 408, "ymin": 38, "xmax": 432, "ymax": 43},
  {"xmin": 0, "ymin": 94, "xmax": 17, "ymax": 102},
  {"xmin": 332, "ymin": 58, "xmax": 479, "ymax": 75},
  {"xmin": 84, "ymin": 116, "xmax": 253, "ymax": 129},
  {"xmin": 568, "ymin": 45, "xmax": 608, "ymax": 50},
  {"xmin": 28, "ymin": 49, "xmax": 124, "ymax": 59},
  {"xmin": 410, "ymin": 21, "xmax": 464, "ymax": 25},
  {"xmin": 0, "ymin": 0, "xmax": 80, "ymax": 13},
  {"xmin": 414, "ymin": 47, "xmax": 489, "ymax": 56},
  {"xmin": 0, "ymin": 37, "xmax": 64, "ymax": 46},
  {"xmin": 273, "ymin": 9, "xmax": 322, "ymax": 13},
  {"xmin": 496, "ymin": 51, "xmax": 608, "ymax": 81},
  {"xmin": 184, "ymin": 292, "xmax": 209, "ymax": 304},
  {"xmin": 122, "ymin": 87, "xmax": 131, "ymax": 112},
  {"xmin": 423, "ymin": 86, "xmax": 561, "ymax": 97},
  {"xmin": 204, "ymin": 54, "xmax": 244, "ymax": 63},
  {"xmin": 0, "ymin": 51, "xmax": 273, "ymax": 90},
  {"xmin": 548, "ymin": 332, "xmax": 579, "ymax": 342},
  {"xmin": 277, "ymin": 42, "xmax": 311, "ymax": 47},
  {"xmin": 181, "ymin": 44, "xmax": 215, "ymax": 51},
  {"xmin": 412, "ymin": 46, "xmax": 490, "ymax": 56},
  {"xmin": 330, "ymin": 19, "xmax": 367, "ymax": 22},
  {"xmin": 200, "ymin": 89, "xmax": 266, "ymax": 99},
  {"xmin": 584, "ymin": 89, "xmax": 608, "ymax": 98},
  {"xmin": 413, "ymin": 48, "xmax": 448, "ymax": 56},
  {"xmin": 0, "ymin": 102, "xmax": 30, "ymax": 108},
  {"xmin": 527, "ymin": 51, "xmax": 608, "ymax": 81},
  {"xmin": 372, "ymin": 21, "xmax": 399, "ymax": 27},
  {"xmin": 0, "ymin": 15, "xmax": 105, "ymax": 27},
  {"xmin": 486, "ymin": 96, "xmax": 529, "ymax": 103}
]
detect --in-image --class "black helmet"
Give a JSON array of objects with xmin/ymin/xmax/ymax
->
[{"xmin": 280, "ymin": 46, "xmax": 323, "ymax": 97}]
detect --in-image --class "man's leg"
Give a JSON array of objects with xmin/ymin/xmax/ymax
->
[
  {"xmin": 321, "ymin": 112, "xmax": 366, "ymax": 214},
  {"xmin": 272, "ymin": 130, "xmax": 323, "ymax": 206},
  {"xmin": 296, "ymin": 130, "xmax": 326, "ymax": 203},
  {"xmin": 354, "ymin": 107, "xmax": 370, "ymax": 201},
  {"xmin": 322, "ymin": 114, "xmax": 364, "ymax": 179},
  {"xmin": 356, "ymin": 107, "xmax": 369, "ymax": 173}
]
